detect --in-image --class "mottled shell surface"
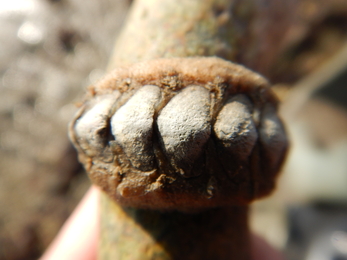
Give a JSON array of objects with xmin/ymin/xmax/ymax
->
[{"xmin": 69, "ymin": 57, "xmax": 288, "ymax": 210}]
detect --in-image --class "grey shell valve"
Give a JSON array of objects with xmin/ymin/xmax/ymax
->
[
  {"xmin": 157, "ymin": 85, "xmax": 212, "ymax": 177},
  {"xmin": 111, "ymin": 85, "xmax": 162, "ymax": 171},
  {"xmin": 74, "ymin": 93, "xmax": 120, "ymax": 156},
  {"xmin": 214, "ymin": 94, "xmax": 258, "ymax": 161},
  {"xmin": 69, "ymin": 57, "xmax": 289, "ymax": 210}
]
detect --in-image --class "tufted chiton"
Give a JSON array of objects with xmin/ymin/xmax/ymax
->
[{"xmin": 69, "ymin": 57, "xmax": 288, "ymax": 210}]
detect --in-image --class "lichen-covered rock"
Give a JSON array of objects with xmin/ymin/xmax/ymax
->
[{"xmin": 69, "ymin": 57, "xmax": 288, "ymax": 210}]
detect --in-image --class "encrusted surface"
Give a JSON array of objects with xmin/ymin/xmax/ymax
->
[{"xmin": 70, "ymin": 57, "xmax": 288, "ymax": 210}]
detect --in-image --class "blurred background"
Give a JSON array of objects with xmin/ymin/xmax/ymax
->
[{"xmin": 0, "ymin": 0, "xmax": 346, "ymax": 259}]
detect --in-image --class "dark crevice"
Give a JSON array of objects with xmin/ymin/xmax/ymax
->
[
  {"xmin": 58, "ymin": 29, "xmax": 80, "ymax": 52},
  {"xmin": 213, "ymin": 5, "xmax": 226, "ymax": 18},
  {"xmin": 151, "ymin": 119, "xmax": 169, "ymax": 177}
]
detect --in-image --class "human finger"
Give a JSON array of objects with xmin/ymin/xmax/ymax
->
[{"xmin": 40, "ymin": 186, "xmax": 99, "ymax": 260}]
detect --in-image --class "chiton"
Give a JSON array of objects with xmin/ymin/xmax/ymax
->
[{"xmin": 69, "ymin": 57, "xmax": 288, "ymax": 210}]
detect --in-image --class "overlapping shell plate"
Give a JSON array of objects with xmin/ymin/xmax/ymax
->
[{"xmin": 69, "ymin": 57, "xmax": 288, "ymax": 210}]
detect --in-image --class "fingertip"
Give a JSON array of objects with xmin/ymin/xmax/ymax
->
[
  {"xmin": 40, "ymin": 186, "xmax": 100, "ymax": 260},
  {"xmin": 251, "ymin": 234, "xmax": 286, "ymax": 260}
]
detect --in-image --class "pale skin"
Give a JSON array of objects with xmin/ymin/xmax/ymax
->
[{"xmin": 40, "ymin": 186, "xmax": 285, "ymax": 260}]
